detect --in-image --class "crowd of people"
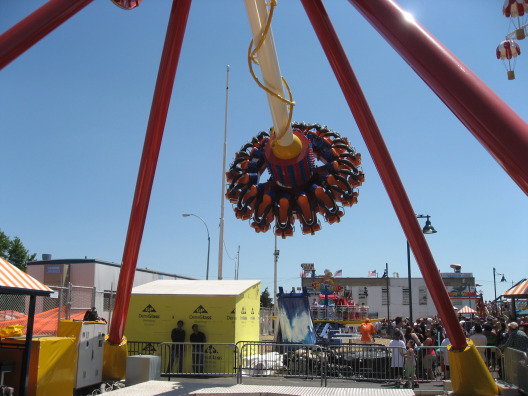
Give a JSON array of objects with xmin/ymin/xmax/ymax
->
[{"xmin": 373, "ymin": 314, "xmax": 528, "ymax": 389}]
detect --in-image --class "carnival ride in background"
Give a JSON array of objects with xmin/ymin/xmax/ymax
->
[
  {"xmin": 3, "ymin": 0, "xmax": 528, "ymax": 395},
  {"xmin": 497, "ymin": 0, "xmax": 528, "ymax": 79}
]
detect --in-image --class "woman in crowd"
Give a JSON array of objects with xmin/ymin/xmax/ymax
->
[{"xmin": 422, "ymin": 329, "xmax": 437, "ymax": 379}]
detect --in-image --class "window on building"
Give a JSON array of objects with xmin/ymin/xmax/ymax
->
[
  {"xmin": 358, "ymin": 288, "xmax": 368, "ymax": 304},
  {"xmin": 402, "ymin": 288, "xmax": 409, "ymax": 305},
  {"xmin": 419, "ymin": 287, "xmax": 428, "ymax": 305},
  {"xmin": 382, "ymin": 288, "xmax": 389, "ymax": 305},
  {"xmin": 103, "ymin": 290, "xmax": 116, "ymax": 312}
]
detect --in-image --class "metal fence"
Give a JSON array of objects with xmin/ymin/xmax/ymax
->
[
  {"xmin": 504, "ymin": 347, "xmax": 528, "ymax": 394},
  {"xmin": 0, "ymin": 284, "xmax": 116, "ymax": 336},
  {"xmin": 125, "ymin": 340, "xmax": 507, "ymax": 388},
  {"xmin": 310, "ymin": 306, "xmax": 369, "ymax": 321},
  {"xmin": 159, "ymin": 343, "xmax": 238, "ymax": 379},
  {"xmin": 259, "ymin": 308, "xmax": 274, "ymax": 336},
  {"xmin": 238, "ymin": 342, "xmax": 323, "ymax": 380}
]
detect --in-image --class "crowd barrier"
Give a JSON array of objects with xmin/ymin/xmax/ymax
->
[
  {"xmin": 127, "ymin": 341, "xmax": 507, "ymax": 387},
  {"xmin": 504, "ymin": 347, "xmax": 528, "ymax": 394},
  {"xmin": 159, "ymin": 342, "xmax": 238, "ymax": 380}
]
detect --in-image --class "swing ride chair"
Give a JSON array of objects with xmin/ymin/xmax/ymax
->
[
  {"xmin": 2, "ymin": 1, "xmax": 528, "ymax": 395},
  {"xmin": 497, "ymin": 0, "xmax": 528, "ymax": 80}
]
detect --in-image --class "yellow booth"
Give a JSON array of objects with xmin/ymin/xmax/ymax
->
[{"xmin": 124, "ymin": 280, "xmax": 261, "ymax": 373}]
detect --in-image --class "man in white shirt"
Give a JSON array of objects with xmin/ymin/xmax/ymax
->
[{"xmin": 469, "ymin": 324, "xmax": 487, "ymax": 364}]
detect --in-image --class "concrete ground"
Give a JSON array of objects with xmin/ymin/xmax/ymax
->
[{"xmin": 105, "ymin": 375, "xmax": 450, "ymax": 395}]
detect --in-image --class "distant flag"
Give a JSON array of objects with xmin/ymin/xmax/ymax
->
[
  {"xmin": 368, "ymin": 270, "xmax": 377, "ymax": 277},
  {"xmin": 334, "ymin": 269, "xmax": 342, "ymax": 277}
]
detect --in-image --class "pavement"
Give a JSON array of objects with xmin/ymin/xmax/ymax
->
[{"xmin": 106, "ymin": 376, "xmax": 450, "ymax": 395}]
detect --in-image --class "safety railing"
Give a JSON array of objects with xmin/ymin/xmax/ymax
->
[
  {"xmin": 310, "ymin": 306, "xmax": 368, "ymax": 321},
  {"xmin": 503, "ymin": 347, "xmax": 528, "ymax": 394},
  {"xmin": 238, "ymin": 342, "xmax": 323, "ymax": 383},
  {"xmin": 413, "ymin": 345, "xmax": 503, "ymax": 384},
  {"xmin": 126, "ymin": 340, "xmax": 507, "ymax": 388},
  {"xmin": 127, "ymin": 340, "xmax": 161, "ymax": 356},
  {"xmin": 321, "ymin": 344, "xmax": 392, "ymax": 383},
  {"xmin": 159, "ymin": 342, "xmax": 238, "ymax": 380}
]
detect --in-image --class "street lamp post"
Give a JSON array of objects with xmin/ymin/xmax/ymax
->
[
  {"xmin": 382, "ymin": 263, "xmax": 390, "ymax": 331},
  {"xmin": 493, "ymin": 267, "xmax": 507, "ymax": 316},
  {"xmin": 407, "ymin": 214, "xmax": 437, "ymax": 325},
  {"xmin": 182, "ymin": 213, "xmax": 210, "ymax": 280}
]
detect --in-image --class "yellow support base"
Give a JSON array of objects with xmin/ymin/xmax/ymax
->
[
  {"xmin": 449, "ymin": 340, "xmax": 498, "ymax": 396},
  {"xmin": 103, "ymin": 336, "xmax": 128, "ymax": 381},
  {"xmin": 271, "ymin": 134, "xmax": 302, "ymax": 159}
]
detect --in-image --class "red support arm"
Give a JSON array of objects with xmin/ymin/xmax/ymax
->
[
  {"xmin": 108, "ymin": 0, "xmax": 192, "ymax": 345},
  {"xmin": 0, "ymin": 0, "xmax": 93, "ymax": 70},
  {"xmin": 347, "ymin": 0, "xmax": 528, "ymax": 196},
  {"xmin": 300, "ymin": 0, "xmax": 467, "ymax": 349}
]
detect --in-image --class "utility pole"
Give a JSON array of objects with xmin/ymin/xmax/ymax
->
[{"xmin": 383, "ymin": 263, "xmax": 390, "ymax": 333}]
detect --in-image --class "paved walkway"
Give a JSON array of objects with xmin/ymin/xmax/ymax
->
[{"xmin": 106, "ymin": 376, "xmax": 449, "ymax": 395}]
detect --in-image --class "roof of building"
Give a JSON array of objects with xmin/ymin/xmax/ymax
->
[
  {"xmin": 131, "ymin": 279, "xmax": 260, "ymax": 296},
  {"xmin": 26, "ymin": 258, "xmax": 194, "ymax": 279}
]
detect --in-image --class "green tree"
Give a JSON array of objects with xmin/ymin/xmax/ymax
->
[
  {"xmin": 260, "ymin": 287, "xmax": 274, "ymax": 308},
  {"xmin": 0, "ymin": 229, "xmax": 10, "ymax": 259},
  {"xmin": 0, "ymin": 229, "xmax": 36, "ymax": 271}
]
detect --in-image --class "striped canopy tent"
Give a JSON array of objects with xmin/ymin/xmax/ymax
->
[
  {"xmin": 0, "ymin": 257, "xmax": 52, "ymax": 296},
  {"xmin": 0, "ymin": 257, "xmax": 52, "ymax": 395},
  {"xmin": 458, "ymin": 305, "xmax": 476, "ymax": 314},
  {"xmin": 503, "ymin": 279, "xmax": 528, "ymax": 320},
  {"xmin": 504, "ymin": 279, "xmax": 528, "ymax": 297}
]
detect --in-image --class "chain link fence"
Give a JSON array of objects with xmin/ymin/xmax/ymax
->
[
  {"xmin": 259, "ymin": 307, "xmax": 274, "ymax": 336},
  {"xmin": 0, "ymin": 283, "xmax": 116, "ymax": 336}
]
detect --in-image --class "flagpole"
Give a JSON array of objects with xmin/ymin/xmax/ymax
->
[{"xmin": 218, "ymin": 65, "xmax": 230, "ymax": 280}]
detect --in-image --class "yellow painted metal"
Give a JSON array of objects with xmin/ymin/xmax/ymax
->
[
  {"xmin": 271, "ymin": 134, "xmax": 303, "ymax": 159},
  {"xmin": 0, "ymin": 336, "xmax": 76, "ymax": 396},
  {"xmin": 449, "ymin": 339, "xmax": 498, "ymax": 396},
  {"xmin": 103, "ymin": 336, "xmax": 128, "ymax": 380}
]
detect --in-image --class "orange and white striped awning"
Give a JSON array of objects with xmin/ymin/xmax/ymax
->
[
  {"xmin": 458, "ymin": 305, "xmax": 476, "ymax": 314},
  {"xmin": 504, "ymin": 279, "xmax": 528, "ymax": 296},
  {"xmin": 0, "ymin": 257, "xmax": 52, "ymax": 296}
]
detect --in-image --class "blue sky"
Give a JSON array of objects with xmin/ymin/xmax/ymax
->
[{"xmin": 1, "ymin": 1, "xmax": 526, "ymax": 303}]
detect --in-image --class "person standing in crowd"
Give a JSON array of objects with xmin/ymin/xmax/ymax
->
[
  {"xmin": 422, "ymin": 329, "xmax": 436, "ymax": 379},
  {"xmin": 440, "ymin": 336, "xmax": 450, "ymax": 380},
  {"xmin": 167, "ymin": 320, "xmax": 185, "ymax": 373},
  {"xmin": 501, "ymin": 322, "xmax": 528, "ymax": 353},
  {"xmin": 360, "ymin": 318, "xmax": 376, "ymax": 343},
  {"xmin": 389, "ymin": 329, "xmax": 406, "ymax": 388},
  {"xmin": 404, "ymin": 339, "xmax": 418, "ymax": 389},
  {"xmin": 360, "ymin": 303, "xmax": 368, "ymax": 319},
  {"xmin": 404, "ymin": 325, "xmax": 422, "ymax": 348},
  {"xmin": 496, "ymin": 320, "xmax": 508, "ymax": 378},
  {"xmin": 190, "ymin": 324, "xmax": 206, "ymax": 373},
  {"xmin": 483, "ymin": 323, "xmax": 497, "ymax": 370},
  {"xmin": 470, "ymin": 324, "xmax": 488, "ymax": 363},
  {"xmin": 392, "ymin": 316, "xmax": 404, "ymax": 331}
]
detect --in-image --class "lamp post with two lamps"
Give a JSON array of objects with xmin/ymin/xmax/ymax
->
[
  {"xmin": 407, "ymin": 214, "xmax": 437, "ymax": 325},
  {"xmin": 182, "ymin": 213, "xmax": 210, "ymax": 280},
  {"xmin": 493, "ymin": 267, "xmax": 507, "ymax": 316}
]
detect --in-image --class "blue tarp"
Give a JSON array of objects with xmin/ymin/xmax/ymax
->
[{"xmin": 277, "ymin": 288, "xmax": 316, "ymax": 344}]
